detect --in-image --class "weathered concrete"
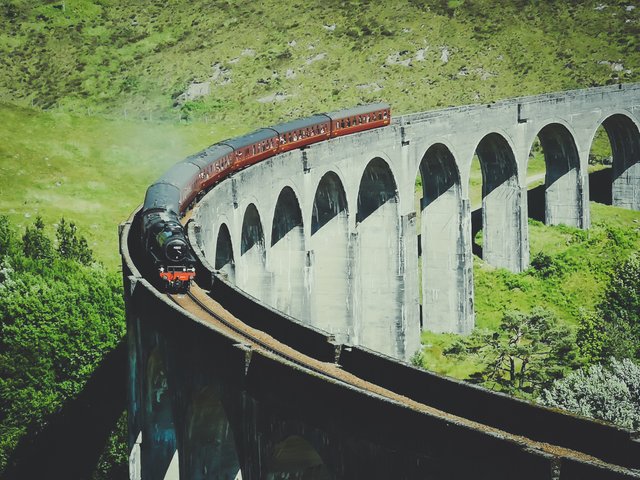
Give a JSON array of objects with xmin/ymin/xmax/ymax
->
[
  {"xmin": 419, "ymin": 143, "xmax": 474, "ymax": 333},
  {"xmin": 606, "ymin": 113, "xmax": 640, "ymax": 210},
  {"xmin": 192, "ymin": 84, "xmax": 640, "ymax": 344},
  {"xmin": 269, "ymin": 186, "xmax": 308, "ymax": 319},
  {"xmin": 309, "ymin": 171, "xmax": 351, "ymax": 341}
]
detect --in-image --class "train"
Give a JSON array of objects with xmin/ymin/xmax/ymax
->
[{"xmin": 139, "ymin": 103, "xmax": 391, "ymax": 293}]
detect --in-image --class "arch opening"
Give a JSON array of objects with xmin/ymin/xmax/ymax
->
[
  {"xmin": 356, "ymin": 157, "xmax": 398, "ymax": 224},
  {"xmin": 265, "ymin": 435, "xmax": 331, "ymax": 480},
  {"xmin": 143, "ymin": 346, "xmax": 178, "ymax": 480},
  {"xmin": 215, "ymin": 223, "xmax": 235, "ymax": 283},
  {"xmin": 311, "ymin": 172, "xmax": 347, "ymax": 235},
  {"xmin": 534, "ymin": 123, "xmax": 583, "ymax": 227},
  {"xmin": 309, "ymin": 172, "xmax": 350, "ymax": 340},
  {"xmin": 602, "ymin": 114, "xmax": 640, "ymax": 210},
  {"xmin": 586, "ymin": 124, "xmax": 615, "ymax": 205},
  {"xmin": 239, "ymin": 204, "xmax": 269, "ymax": 300},
  {"xmin": 271, "ymin": 187, "xmax": 307, "ymax": 319},
  {"xmin": 181, "ymin": 387, "xmax": 240, "ymax": 480},
  {"xmin": 474, "ymin": 133, "xmax": 525, "ymax": 272},
  {"xmin": 241, "ymin": 204, "xmax": 265, "ymax": 256},
  {"xmin": 417, "ymin": 144, "xmax": 470, "ymax": 333},
  {"xmin": 355, "ymin": 158, "xmax": 403, "ymax": 357}
]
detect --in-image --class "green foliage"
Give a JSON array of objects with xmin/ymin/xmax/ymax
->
[
  {"xmin": 91, "ymin": 412, "xmax": 128, "ymax": 480},
  {"xmin": 530, "ymin": 251, "xmax": 558, "ymax": 278},
  {"xmin": 579, "ymin": 253, "xmax": 640, "ymax": 362},
  {"xmin": 445, "ymin": 308, "xmax": 578, "ymax": 397},
  {"xmin": 21, "ymin": 216, "xmax": 53, "ymax": 261},
  {"xmin": 0, "ymin": 0, "xmax": 638, "ymax": 123},
  {"xmin": 0, "ymin": 215, "xmax": 16, "ymax": 256},
  {"xmin": 576, "ymin": 310, "xmax": 607, "ymax": 365},
  {"xmin": 55, "ymin": 217, "xmax": 94, "ymax": 265},
  {"xmin": 600, "ymin": 253, "xmax": 640, "ymax": 331},
  {"xmin": 410, "ymin": 348, "xmax": 425, "ymax": 368},
  {"xmin": 0, "ymin": 216, "xmax": 125, "ymax": 474},
  {"xmin": 539, "ymin": 358, "xmax": 640, "ymax": 430}
]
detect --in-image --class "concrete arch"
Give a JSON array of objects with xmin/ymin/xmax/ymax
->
[
  {"xmin": 238, "ymin": 203, "xmax": 270, "ymax": 301},
  {"xmin": 264, "ymin": 435, "xmax": 332, "ymax": 480},
  {"xmin": 214, "ymin": 223, "xmax": 235, "ymax": 283},
  {"xmin": 419, "ymin": 143, "xmax": 472, "ymax": 334},
  {"xmin": 271, "ymin": 186, "xmax": 308, "ymax": 319},
  {"xmin": 311, "ymin": 171, "xmax": 348, "ymax": 234},
  {"xmin": 356, "ymin": 157, "xmax": 398, "ymax": 223},
  {"xmin": 180, "ymin": 386, "xmax": 240, "ymax": 480},
  {"xmin": 600, "ymin": 113, "xmax": 640, "ymax": 210},
  {"xmin": 355, "ymin": 158, "xmax": 404, "ymax": 357},
  {"xmin": 143, "ymin": 346, "xmax": 179, "ymax": 480},
  {"xmin": 309, "ymin": 171, "xmax": 350, "ymax": 341},
  {"xmin": 475, "ymin": 132, "xmax": 527, "ymax": 271},
  {"xmin": 533, "ymin": 123, "xmax": 584, "ymax": 227}
]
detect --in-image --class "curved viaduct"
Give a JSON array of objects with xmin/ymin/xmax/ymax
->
[{"xmin": 122, "ymin": 84, "xmax": 640, "ymax": 480}]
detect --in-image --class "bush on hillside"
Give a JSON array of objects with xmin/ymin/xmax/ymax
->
[{"xmin": 539, "ymin": 358, "xmax": 640, "ymax": 430}]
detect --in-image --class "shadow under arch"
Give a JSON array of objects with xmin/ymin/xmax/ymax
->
[
  {"xmin": 355, "ymin": 157, "xmax": 403, "ymax": 357},
  {"xmin": 311, "ymin": 171, "xmax": 348, "ymax": 234},
  {"xmin": 239, "ymin": 203, "xmax": 268, "ymax": 300},
  {"xmin": 474, "ymin": 132, "xmax": 524, "ymax": 272},
  {"xmin": 535, "ymin": 123, "xmax": 583, "ymax": 227},
  {"xmin": 241, "ymin": 203, "xmax": 265, "ymax": 256},
  {"xmin": 418, "ymin": 143, "xmax": 470, "ymax": 333},
  {"xmin": 265, "ymin": 435, "xmax": 333, "ymax": 480},
  {"xmin": 143, "ymin": 344, "xmax": 178, "ymax": 480},
  {"xmin": 271, "ymin": 186, "xmax": 307, "ymax": 319},
  {"xmin": 180, "ymin": 386, "xmax": 240, "ymax": 480},
  {"xmin": 215, "ymin": 223, "xmax": 235, "ymax": 282},
  {"xmin": 309, "ymin": 171, "xmax": 351, "ymax": 339},
  {"xmin": 602, "ymin": 113, "xmax": 640, "ymax": 210},
  {"xmin": 272, "ymin": 186, "xmax": 304, "ymax": 246},
  {"xmin": 356, "ymin": 157, "xmax": 398, "ymax": 224}
]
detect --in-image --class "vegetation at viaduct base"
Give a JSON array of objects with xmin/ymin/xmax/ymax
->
[
  {"xmin": 0, "ymin": 216, "xmax": 126, "ymax": 478},
  {"xmin": 429, "ymin": 209, "xmax": 640, "ymax": 428},
  {"xmin": 0, "ymin": 0, "xmax": 639, "ymax": 477}
]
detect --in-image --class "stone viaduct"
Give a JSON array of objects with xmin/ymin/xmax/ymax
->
[
  {"xmin": 122, "ymin": 84, "xmax": 640, "ymax": 480},
  {"xmin": 191, "ymin": 83, "xmax": 640, "ymax": 360}
]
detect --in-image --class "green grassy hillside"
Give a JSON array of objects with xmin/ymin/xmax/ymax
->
[
  {"xmin": 422, "ymin": 202, "xmax": 640, "ymax": 379},
  {"xmin": 1, "ymin": 0, "xmax": 638, "ymax": 129},
  {"xmin": 0, "ymin": 102, "xmax": 242, "ymax": 267}
]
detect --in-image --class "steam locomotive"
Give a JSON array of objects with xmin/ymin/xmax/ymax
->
[{"xmin": 139, "ymin": 103, "xmax": 391, "ymax": 293}]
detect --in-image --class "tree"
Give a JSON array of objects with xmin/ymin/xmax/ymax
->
[
  {"xmin": 21, "ymin": 217, "xmax": 53, "ymax": 261},
  {"xmin": 577, "ymin": 253, "xmax": 640, "ymax": 362},
  {"xmin": 0, "ymin": 216, "xmax": 124, "ymax": 475},
  {"xmin": 55, "ymin": 218, "xmax": 94, "ymax": 265},
  {"xmin": 446, "ymin": 308, "xmax": 578, "ymax": 397},
  {"xmin": 539, "ymin": 358, "xmax": 640, "ymax": 430},
  {"xmin": 0, "ymin": 215, "xmax": 16, "ymax": 256}
]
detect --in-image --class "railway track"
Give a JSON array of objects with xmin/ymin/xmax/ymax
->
[{"xmin": 166, "ymin": 284, "xmax": 640, "ymax": 479}]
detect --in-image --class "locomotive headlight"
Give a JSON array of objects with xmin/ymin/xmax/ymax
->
[{"xmin": 165, "ymin": 239, "xmax": 188, "ymax": 261}]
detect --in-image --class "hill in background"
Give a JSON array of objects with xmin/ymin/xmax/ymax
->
[{"xmin": 1, "ymin": 0, "xmax": 638, "ymax": 128}]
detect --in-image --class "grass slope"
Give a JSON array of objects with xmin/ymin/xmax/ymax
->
[
  {"xmin": 0, "ymin": 102, "xmax": 239, "ymax": 267},
  {"xmin": 422, "ymin": 202, "xmax": 640, "ymax": 379},
  {"xmin": 0, "ymin": 0, "xmax": 638, "ymax": 128}
]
